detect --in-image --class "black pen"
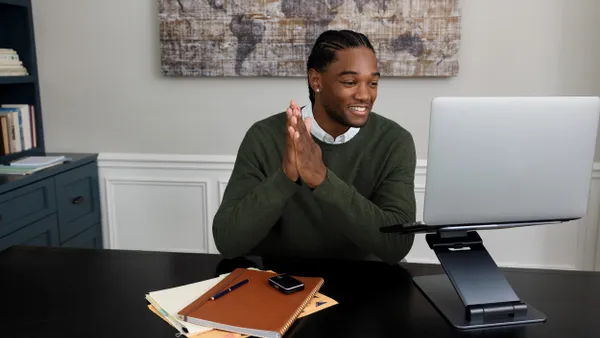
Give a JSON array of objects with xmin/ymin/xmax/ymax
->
[{"xmin": 210, "ymin": 278, "xmax": 250, "ymax": 300}]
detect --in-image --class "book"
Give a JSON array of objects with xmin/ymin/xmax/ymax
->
[
  {"xmin": 147, "ymin": 304, "xmax": 248, "ymax": 338},
  {"xmin": 146, "ymin": 274, "xmax": 229, "ymax": 336},
  {"xmin": 0, "ymin": 104, "xmax": 36, "ymax": 154},
  {"xmin": 297, "ymin": 292, "xmax": 338, "ymax": 318},
  {"xmin": 10, "ymin": 155, "xmax": 65, "ymax": 167},
  {"xmin": 177, "ymin": 268, "xmax": 324, "ymax": 338},
  {"xmin": 0, "ymin": 107, "xmax": 21, "ymax": 153},
  {"xmin": 0, "ymin": 49, "xmax": 27, "ymax": 76},
  {"xmin": 0, "ymin": 162, "xmax": 62, "ymax": 175},
  {"xmin": 146, "ymin": 270, "xmax": 336, "ymax": 337},
  {"xmin": 148, "ymin": 290, "xmax": 338, "ymax": 337},
  {"xmin": 2, "ymin": 104, "xmax": 32, "ymax": 150}
]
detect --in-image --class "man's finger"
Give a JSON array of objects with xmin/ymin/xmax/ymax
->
[
  {"xmin": 291, "ymin": 100, "xmax": 301, "ymax": 117},
  {"xmin": 286, "ymin": 108, "xmax": 294, "ymax": 125},
  {"xmin": 294, "ymin": 130, "xmax": 302, "ymax": 152},
  {"xmin": 287, "ymin": 109, "xmax": 295, "ymax": 128},
  {"xmin": 291, "ymin": 100, "xmax": 299, "ymax": 110},
  {"xmin": 287, "ymin": 126, "xmax": 296, "ymax": 144},
  {"xmin": 304, "ymin": 118, "xmax": 311, "ymax": 135},
  {"xmin": 293, "ymin": 106, "xmax": 301, "ymax": 118},
  {"xmin": 295, "ymin": 114, "xmax": 308, "ymax": 135}
]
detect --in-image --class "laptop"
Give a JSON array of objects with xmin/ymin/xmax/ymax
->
[{"xmin": 381, "ymin": 96, "xmax": 600, "ymax": 234}]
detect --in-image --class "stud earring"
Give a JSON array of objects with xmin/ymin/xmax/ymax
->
[{"xmin": 316, "ymin": 88, "xmax": 320, "ymax": 93}]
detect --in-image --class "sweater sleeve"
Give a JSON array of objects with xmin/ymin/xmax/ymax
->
[
  {"xmin": 212, "ymin": 125, "xmax": 300, "ymax": 258},
  {"xmin": 311, "ymin": 135, "xmax": 417, "ymax": 264}
]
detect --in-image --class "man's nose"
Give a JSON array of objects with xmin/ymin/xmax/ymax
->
[{"xmin": 354, "ymin": 83, "xmax": 370, "ymax": 101}]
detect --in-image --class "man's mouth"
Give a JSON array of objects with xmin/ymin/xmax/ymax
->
[{"xmin": 349, "ymin": 105, "xmax": 369, "ymax": 116}]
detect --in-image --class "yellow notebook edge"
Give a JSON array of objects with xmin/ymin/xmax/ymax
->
[
  {"xmin": 279, "ymin": 277, "xmax": 325, "ymax": 337},
  {"xmin": 148, "ymin": 304, "xmax": 250, "ymax": 338}
]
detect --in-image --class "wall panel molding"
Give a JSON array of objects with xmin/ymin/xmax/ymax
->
[
  {"xmin": 102, "ymin": 175, "xmax": 211, "ymax": 253},
  {"xmin": 98, "ymin": 153, "xmax": 600, "ymax": 271}
]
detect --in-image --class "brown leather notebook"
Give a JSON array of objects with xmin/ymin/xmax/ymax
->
[{"xmin": 177, "ymin": 268, "xmax": 324, "ymax": 338}]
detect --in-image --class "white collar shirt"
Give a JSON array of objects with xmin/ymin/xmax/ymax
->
[{"xmin": 301, "ymin": 104, "xmax": 360, "ymax": 144}]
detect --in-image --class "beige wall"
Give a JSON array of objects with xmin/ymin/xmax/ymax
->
[{"xmin": 32, "ymin": 0, "xmax": 600, "ymax": 159}]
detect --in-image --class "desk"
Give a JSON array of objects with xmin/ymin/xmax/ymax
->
[{"xmin": 0, "ymin": 246, "xmax": 598, "ymax": 338}]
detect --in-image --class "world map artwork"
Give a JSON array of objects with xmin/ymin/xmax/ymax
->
[{"xmin": 158, "ymin": 0, "xmax": 461, "ymax": 77}]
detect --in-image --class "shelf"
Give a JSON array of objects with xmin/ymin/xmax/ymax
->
[
  {"xmin": 0, "ymin": 76, "xmax": 35, "ymax": 85},
  {"xmin": 0, "ymin": 0, "xmax": 44, "ymax": 167},
  {"xmin": 0, "ymin": 0, "xmax": 29, "ymax": 7}
]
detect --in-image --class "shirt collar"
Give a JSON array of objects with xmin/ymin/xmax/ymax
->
[{"xmin": 301, "ymin": 104, "xmax": 359, "ymax": 144}]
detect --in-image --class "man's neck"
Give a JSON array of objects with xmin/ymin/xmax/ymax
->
[{"xmin": 312, "ymin": 103, "xmax": 349, "ymax": 138}]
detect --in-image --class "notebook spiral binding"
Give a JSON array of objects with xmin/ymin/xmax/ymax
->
[{"xmin": 280, "ymin": 279, "xmax": 325, "ymax": 336}]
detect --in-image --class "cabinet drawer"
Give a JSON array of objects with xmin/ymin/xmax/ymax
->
[
  {"xmin": 0, "ymin": 213, "xmax": 59, "ymax": 252},
  {"xmin": 55, "ymin": 162, "xmax": 100, "ymax": 242},
  {"xmin": 62, "ymin": 222, "xmax": 103, "ymax": 249},
  {"xmin": 0, "ymin": 179, "xmax": 56, "ymax": 238}
]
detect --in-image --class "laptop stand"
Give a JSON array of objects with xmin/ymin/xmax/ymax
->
[{"xmin": 412, "ymin": 230, "xmax": 547, "ymax": 329}]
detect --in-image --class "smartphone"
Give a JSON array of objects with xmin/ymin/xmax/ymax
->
[{"xmin": 268, "ymin": 273, "xmax": 305, "ymax": 294}]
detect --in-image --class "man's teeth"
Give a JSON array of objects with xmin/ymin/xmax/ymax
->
[{"xmin": 350, "ymin": 107, "xmax": 366, "ymax": 112}]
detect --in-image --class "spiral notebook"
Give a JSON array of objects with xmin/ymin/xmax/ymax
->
[{"xmin": 177, "ymin": 268, "xmax": 324, "ymax": 338}]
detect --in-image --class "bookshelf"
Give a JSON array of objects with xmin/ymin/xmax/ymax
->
[
  {"xmin": 0, "ymin": 0, "xmax": 44, "ymax": 165},
  {"xmin": 0, "ymin": 0, "xmax": 103, "ymax": 251}
]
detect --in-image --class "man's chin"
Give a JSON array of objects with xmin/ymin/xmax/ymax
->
[{"xmin": 345, "ymin": 114, "xmax": 370, "ymax": 128}]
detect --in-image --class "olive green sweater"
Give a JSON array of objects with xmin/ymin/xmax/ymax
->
[{"xmin": 212, "ymin": 111, "xmax": 416, "ymax": 264}]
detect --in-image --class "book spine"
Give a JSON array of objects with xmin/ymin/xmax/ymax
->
[{"xmin": 280, "ymin": 279, "xmax": 324, "ymax": 336}]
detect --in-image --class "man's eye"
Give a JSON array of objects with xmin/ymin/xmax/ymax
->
[
  {"xmin": 342, "ymin": 81, "xmax": 355, "ymax": 86},
  {"xmin": 371, "ymin": 82, "xmax": 379, "ymax": 86}
]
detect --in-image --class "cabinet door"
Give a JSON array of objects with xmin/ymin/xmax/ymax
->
[
  {"xmin": 55, "ymin": 162, "xmax": 101, "ymax": 243},
  {"xmin": 0, "ymin": 214, "xmax": 59, "ymax": 252},
  {"xmin": 0, "ymin": 178, "xmax": 56, "ymax": 238},
  {"xmin": 61, "ymin": 223, "xmax": 103, "ymax": 249}
]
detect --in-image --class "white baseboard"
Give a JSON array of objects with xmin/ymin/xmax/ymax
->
[{"xmin": 97, "ymin": 152, "xmax": 600, "ymax": 271}]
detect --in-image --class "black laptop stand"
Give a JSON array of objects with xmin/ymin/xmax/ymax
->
[{"xmin": 410, "ymin": 230, "xmax": 546, "ymax": 329}]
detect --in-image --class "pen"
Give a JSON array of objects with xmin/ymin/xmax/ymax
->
[
  {"xmin": 146, "ymin": 295, "xmax": 189, "ymax": 334},
  {"xmin": 210, "ymin": 278, "xmax": 250, "ymax": 300}
]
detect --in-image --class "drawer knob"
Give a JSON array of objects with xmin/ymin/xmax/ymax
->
[{"xmin": 71, "ymin": 196, "xmax": 85, "ymax": 205}]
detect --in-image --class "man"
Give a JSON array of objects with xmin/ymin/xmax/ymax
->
[{"xmin": 213, "ymin": 29, "xmax": 416, "ymax": 264}]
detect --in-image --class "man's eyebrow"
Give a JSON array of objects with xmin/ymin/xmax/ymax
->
[
  {"xmin": 337, "ymin": 70, "xmax": 358, "ymax": 76},
  {"xmin": 337, "ymin": 70, "xmax": 381, "ymax": 77}
]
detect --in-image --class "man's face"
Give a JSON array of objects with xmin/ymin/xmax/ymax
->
[{"xmin": 314, "ymin": 47, "xmax": 379, "ymax": 129}]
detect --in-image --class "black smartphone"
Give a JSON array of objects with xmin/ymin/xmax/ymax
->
[{"xmin": 268, "ymin": 273, "xmax": 304, "ymax": 294}]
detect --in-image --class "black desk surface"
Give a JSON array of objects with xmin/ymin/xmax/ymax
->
[{"xmin": 0, "ymin": 246, "xmax": 598, "ymax": 338}]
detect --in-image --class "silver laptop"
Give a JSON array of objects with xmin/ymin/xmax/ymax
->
[{"xmin": 382, "ymin": 96, "xmax": 600, "ymax": 234}]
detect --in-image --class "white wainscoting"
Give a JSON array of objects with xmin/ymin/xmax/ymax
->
[{"xmin": 98, "ymin": 153, "xmax": 600, "ymax": 271}]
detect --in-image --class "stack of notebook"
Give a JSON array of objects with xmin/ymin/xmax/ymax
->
[
  {"xmin": 146, "ymin": 268, "xmax": 337, "ymax": 338},
  {"xmin": 0, "ymin": 155, "xmax": 66, "ymax": 175}
]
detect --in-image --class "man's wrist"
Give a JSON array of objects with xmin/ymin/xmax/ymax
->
[{"xmin": 306, "ymin": 165, "xmax": 327, "ymax": 189}]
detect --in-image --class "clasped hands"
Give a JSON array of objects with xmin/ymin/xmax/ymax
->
[{"xmin": 282, "ymin": 100, "xmax": 327, "ymax": 188}]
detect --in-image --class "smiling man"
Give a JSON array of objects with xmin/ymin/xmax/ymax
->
[{"xmin": 213, "ymin": 30, "xmax": 417, "ymax": 264}]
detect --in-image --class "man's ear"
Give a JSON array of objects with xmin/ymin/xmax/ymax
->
[{"xmin": 308, "ymin": 69, "xmax": 322, "ymax": 92}]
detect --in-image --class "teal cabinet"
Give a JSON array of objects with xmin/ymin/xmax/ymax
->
[
  {"xmin": 0, "ymin": 214, "xmax": 59, "ymax": 251},
  {"xmin": 0, "ymin": 153, "xmax": 103, "ymax": 252},
  {"xmin": 55, "ymin": 162, "xmax": 101, "ymax": 243}
]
